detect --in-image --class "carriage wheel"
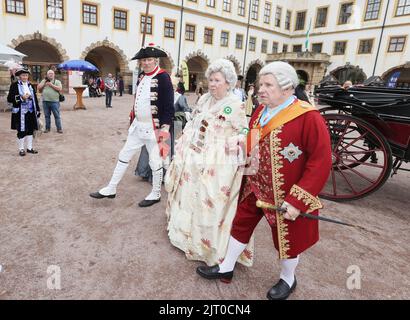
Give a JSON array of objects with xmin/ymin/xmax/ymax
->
[
  {"xmin": 319, "ymin": 107, "xmax": 373, "ymax": 168},
  {"xmin": 320, "ymin": 114, "xmax": 392, "ymax": 201}
]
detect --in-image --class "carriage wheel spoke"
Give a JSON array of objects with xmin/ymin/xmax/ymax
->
[
  {"xmin": 342, "ymin": 158, "xmax": 385, "ymax": 169},
  {"xmin": 331, "ymin": 164, "xmax": 337, "ymax": 196},
  {"xmin": 335, "ymin": 163, "xmax": 357, "ymax": 194},
  {"xmin": 338, "ymin": 162, "xmax": 376, "ymax": 184},
  {"xmin": 339, "ymin": 131, "xmax": 369, "ymax": 152},
  {"xmin": 333, "ymin": 121, "xmax": 351, "ymax": 151}
]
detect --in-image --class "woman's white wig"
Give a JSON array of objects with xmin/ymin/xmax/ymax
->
[
  {"xmin": 259, "ymin": 61, "xmax": 299, "ymax": 90},
  {"xmin": 205, "ymin": 58, "xmax": 237, "ymax": 90}
]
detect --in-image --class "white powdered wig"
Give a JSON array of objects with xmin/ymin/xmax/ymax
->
[
  {"xmin": 259, "ymin": 61, "xmax": 299, "ymax": 90},
  {"xmin": 205, "ymin": 58, "xmax": 237, "ymax": 90}
]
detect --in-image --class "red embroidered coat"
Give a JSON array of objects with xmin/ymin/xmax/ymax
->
[{"xmin": 240, "ymin": 99, "xmax": 332, "ymax": 258}]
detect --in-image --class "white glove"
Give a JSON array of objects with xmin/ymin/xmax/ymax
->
[{"xmin": 281, "ymin": 201, "xmax": 301, "ymax": 221}]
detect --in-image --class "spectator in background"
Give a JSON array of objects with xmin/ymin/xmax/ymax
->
[
  {"xmin": 233, "ymin": 75, "xmax": 246, "ymax": 102},
  {"xmin": 104, "ymin": 73, "xmax": 115, "ymax": 108},
  {"xmin": 118, "ymin": 76, "xmax": 124, "ymax": 96},
  {"xmin": 195, "ymin": 81, "xmax": 204, "ymax": 103},
  {"xmin": 37, "ymin": 69, "xmax": 63, "ymax": 134},
  {"xmin": 342, "ymin": 80, "xmax": 353, "ymax": 90}
]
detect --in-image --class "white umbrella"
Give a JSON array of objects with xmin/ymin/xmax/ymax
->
[
  {"xmin": 0, "ymin": 43, "xmax": 26, "ymax": 63},
  {"xmin": 3, "ymin": 60, "xmax": 22, "ymax": 70}
]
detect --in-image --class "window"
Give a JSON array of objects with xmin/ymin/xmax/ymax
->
[
  {"xmin": 221, "ymin": 31, "xmax": 229, "ymax": 47},
  {"xmin": 295, "ymin": 11, "xmax": 306, "ymax": 30},
  {"xmin": 31, "ymin": 65, "xmax": 42, "ymax": 83},
  {"xmin": 334, "ymin": 41, "xmax": 347, "ymax": 55},
  {"xmin": 207, "ymin": 0, "xmax": 215, "ymax": 8},
  {"xmin": 223, "ymin": 0, "xmax": 231, "ymax": 12},
  {"xmin": 114, "ymin": 9, "xmax": 127, "ymax": 30},
  {"xmin": 388, "ymin": 36, "xmax": 406, "ymax": 52},
  {"xmin": 293, "ymin": 44, "xmax": 302, "ymax": 52},
  {"xmin": 264, "ymin": 2, "xmax": 271, "ymax": 24},
  {"xmin": 364, "ymin": 0, "xmax": 381, "ymax": 20},
  {"xmin": 358, "ymin": 39, "xmax": 374, "ymax": 53},
  {"xmin": 272, "ymin": 41, "xmax": 279, "ymax": 53},
  {"xmin": 275, "ymin": 6, "xmax": 282, "ymax": 27},
  {"xmin": 251, "ymin": 0, "xmax": 259, "ymax": 20},
  {"xmin": 283, "ymin": 44, "xmax": 288, "ymax": 53},
  {"xmin": 236, "ymin": 34, "xmax": 244, "ymax": 49},
  {"xmin": 312, "ymin": 43, "xmax": 323, "ymax": 53},
  {"xmin": 185, "ymin": 24, "xmax": 195, "ymax": 41},
  {"xmin": 5, "ymin": 0, "xmax": 25, "ymax": 15},
  {"xmin": 315, "ymin": 7, "xmax": 328, "ymax": 27},
  {"xmin": 238, "ymin": 0, "xmax": 246, "ymax": 16},
  {"xmin": 261, "ymin": 39, "xmax": 268, "ymax": 53},
  {"xmin": 204, "ymin": 28, "xmax": 213, "ymax": 44},
  {"xmin": 140, "ymin": 15, "xmax": 152, "ymax": 34},
  {"xmin": 285, "ymin": 10, "xmax": 291, "ymax": 30},
  {"xmin": 338, "ymin": 2, "xmax": 353, "ymax": 24},
  {"xmin": 249, "ymin": 37, "xmax": 256, "ymax": 51},
  {"xmin": 164, "ymin": 20, "xmax": 175, "ymax": 38},
  {"xmin": 396, "ymin": 0, "xmax": 410, "ymax": 16},
  {"xmin": 47, "ymin": 0, "xmax": 64, "ymax": 20},
  {"xmin": 83, "ymin": 3, "xmax": 97, "ymax": 25}
]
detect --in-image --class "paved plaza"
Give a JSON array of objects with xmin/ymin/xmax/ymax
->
[{"xmin": 0, "ymin": 93, "xmax": 409, "ymax": 299}]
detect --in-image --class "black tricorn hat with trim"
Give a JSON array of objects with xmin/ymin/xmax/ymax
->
[
  {"xmin": 15, "ymin": 67, "xmax": 31, "ymax": 76},
  {"xmin": 131, "ymin": 43, "xmax": 168, "ymax": 60}
]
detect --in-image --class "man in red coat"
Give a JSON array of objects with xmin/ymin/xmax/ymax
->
[{"xmin": 197, "ymin": 61, "xmax": 332, "ymax": 300}]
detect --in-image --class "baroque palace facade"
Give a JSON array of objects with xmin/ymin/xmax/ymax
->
[{"xmin": 1, "ymin": 0, "xmax": 410, "ymax": 94}]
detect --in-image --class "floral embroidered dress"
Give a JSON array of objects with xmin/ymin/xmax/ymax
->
[{"xmin": 165, "ymin": 92, "xmax": 254, "ymax": 267}]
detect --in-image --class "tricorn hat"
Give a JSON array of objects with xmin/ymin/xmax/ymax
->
[
  {"xmin": 15, "ymin": 67, "xmax": 31, "ymax": 76},
  {"xmin": 237, "ymin": 75, "xmax": 244, "ymax": 81},
  {"xmin": 131, "ymin": 43, "xmax": 168, "ymax": 60}
]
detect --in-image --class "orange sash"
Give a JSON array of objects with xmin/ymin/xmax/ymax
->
[{"xmin": 246, "ymin": 100, "xmax": 316, "ymax": 154}]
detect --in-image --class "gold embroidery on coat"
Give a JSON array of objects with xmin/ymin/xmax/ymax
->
[
  {"xmin": 270, "ymin": 127, "xmax": 290, "ymax": 259},
  {"xmin": 290, "ymin": 185, "xmax": 323, "ymax": 213}
]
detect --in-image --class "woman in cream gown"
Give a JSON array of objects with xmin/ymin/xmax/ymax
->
[{"xmin": 165, "ymin": 59, "xmax": 254, "ymax": 267}]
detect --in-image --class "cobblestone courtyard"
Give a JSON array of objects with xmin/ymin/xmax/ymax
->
[{"xmin": 0, "ymin": 93, "xmax": 409, "ymax": 299}]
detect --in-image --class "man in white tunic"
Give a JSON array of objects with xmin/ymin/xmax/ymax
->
[{"xmin": 90, "ymin": 44, "xmax": 174, "ymax": 207}]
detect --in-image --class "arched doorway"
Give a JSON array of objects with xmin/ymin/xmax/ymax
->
[
  {"xmin": 296, "ymin": 70, "xmax": 309, "ymax": 84},
  {"xmin": 13, "ymin": 37, "xmax": 68, "ymax": 90},
  {"xmin": 331, "ymin": 65, "xmax": 367, "ymax": 85},
  {"xmin": 186, "ymin": 56, "xmax": 208, "ymax": 92},
  {"xmin": 382, "ymin": 64, "xmax": 410, "ymax": 89},
  {"xmin": 81, "ymin": 41, "xmax": 132, "ymax": 91},
  {"xmin": 245, "ymin": 63, "xmax": 262, "ymax": 90},
  {"xmin": 225, "ymin": 55, "xmax": 242, "ymax": 75},
  {"xmin": 84, "ymin": 47, "xmax": 121, "ymax": 78}
]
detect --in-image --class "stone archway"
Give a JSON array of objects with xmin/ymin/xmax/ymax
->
[
  {"xmin": 10, "ymin": 32, "xmax": 69, "ymax": 90},
  {"xmin": 81, "ymin": 40, "xmax": 132, "ymax": 90},
  {"xmin": 225, "ymin": 55, "xmax": 242, "ymax": 75},
  {"xmin": 330, "ymin": 64, "xmax": 367, "ymax": 85},
  {"xmin": 184, "ymin": 51, "xmax": 210, "ymax": 92},
  {"xmin": 296, "ymin": 70, "xmax": 309, "ymax": 84},
  {"xmin": 381, "ymin": 62, "xmax": 410, "ymax": 89},
  {"xmin": 245, "ymin": 60, "xmax": 264, "ymax": 90}
]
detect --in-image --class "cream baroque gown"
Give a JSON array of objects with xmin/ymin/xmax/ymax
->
[{"xmin": 165, "ymin": 92, "xmax": 254, "ymax": 267}]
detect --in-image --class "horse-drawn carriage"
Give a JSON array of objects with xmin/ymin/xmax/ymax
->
[{"xmin": 315, "ymin": 80, "xmax": 410, "ymax": 201}]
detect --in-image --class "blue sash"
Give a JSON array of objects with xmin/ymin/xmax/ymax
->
[{"xmin": 17, "ymin": 81, "xmax": 37, "ymax": 131}]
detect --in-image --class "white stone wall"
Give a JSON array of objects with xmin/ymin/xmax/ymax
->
[{"xmin": 0, "ymin": 0, "xmax": 409, "ymax": 80}]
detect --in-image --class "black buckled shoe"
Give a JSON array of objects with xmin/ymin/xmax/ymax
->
[
  {"xmin": 138, "ymin": 198, "xmax": 160, "ymax": 207},
  {"xmin": 27, "ymin": 149, "xmax": 38, "ymax": 154},
  {"xmin": 89, "ymin": 192, "xmax": 116, "ymax": 199},
  {"xmin": 19, "ymin": 149, "xmax": 26, "ymax": 156},
  {"xmin": 267, "ymin": 278, "xmax": 297, "ymax": 300},
  {"xmin": 196, "ymin": 265, "xmax": 234, "ymax": 283}
]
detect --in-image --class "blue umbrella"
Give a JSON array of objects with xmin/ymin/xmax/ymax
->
[{"xmin": 57, "ymin": 59, "xmax": 99, "ymax": 72}]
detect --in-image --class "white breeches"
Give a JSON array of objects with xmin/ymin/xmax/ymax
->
[{"xmin": 119, "ymin": 121, "xmax": 162, "ymax": 171}]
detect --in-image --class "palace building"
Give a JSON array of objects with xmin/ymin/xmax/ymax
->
[{"xmin": 1, "ymin": 0, "xmax": 409, "ymax": 94}]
